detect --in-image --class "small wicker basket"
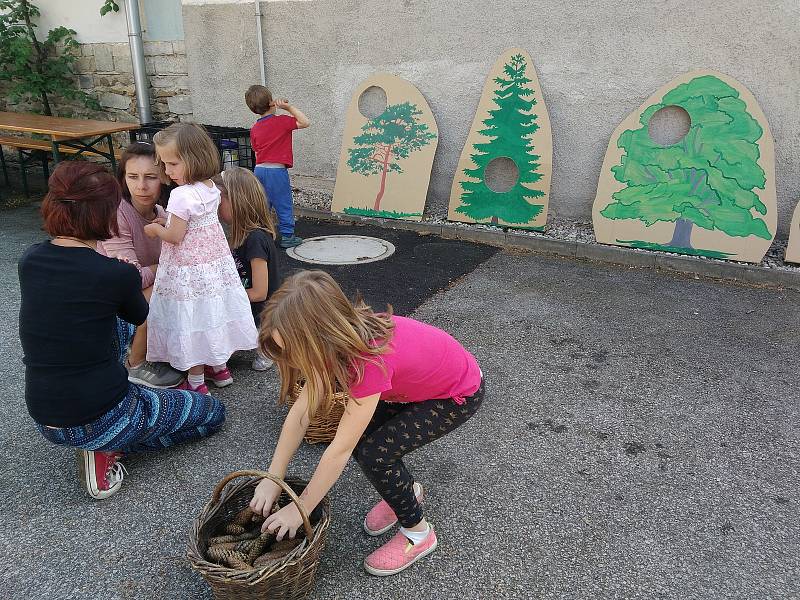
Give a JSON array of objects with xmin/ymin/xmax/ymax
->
[
  {"xmin": 287, "ymin": 380, "xmax": 349, "ymax": 444},
  {"xmin": 188, "ymin": 471, "xmax": 331, "ymax": 600}
]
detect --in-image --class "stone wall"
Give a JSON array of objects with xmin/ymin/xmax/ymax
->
[
  {"xmin": 75, "ymin": 40, "xmax": 192, "ymax": 122},
  {"xmin": 0, "ymin": 40, "xmax": 192, "ymax": 126}
]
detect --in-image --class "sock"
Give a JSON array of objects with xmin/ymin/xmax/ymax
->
[
  {"xmin": 400, "ymin": 523, "xmax": 430, "ymax": 545},
  {"xmin": 126, "ymin": 359, "xmax": 144, "ymax": 369},
  {"xmin": 188, "ymin": 373, "xmax": 204, "ymax": 388},
  {"xmin": 211, "ymin": 364, "xmax": 226, "ymax": 373}
]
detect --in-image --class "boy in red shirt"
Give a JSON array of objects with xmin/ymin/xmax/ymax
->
[{"xmin": 245, "ymin": 85, "xmax": 310, "ymax": 248}]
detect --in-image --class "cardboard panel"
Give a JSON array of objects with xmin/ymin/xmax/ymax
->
[
  {"xmin": 448, "ymin": 48, "xmax": 552, "ymax": 231},
  {"xmin": 331, "ymin": 73, "xmax": 438, "ymax": 221},
  {"xmin": 592, "ymin": 70, "xmax": 776, "ymax": 263},
  {"xmin": 785, "ymin": 201, "xmax": 800, "ymax": 264}
]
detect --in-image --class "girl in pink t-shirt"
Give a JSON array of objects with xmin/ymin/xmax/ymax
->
[{"xmin": 249, "ymin": 270, "xmax": 484, "ymax": 576}]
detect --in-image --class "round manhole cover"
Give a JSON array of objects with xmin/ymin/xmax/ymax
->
[{"xmin": 286, "ymin": 235, "xmax": 396, "ymax": 265}]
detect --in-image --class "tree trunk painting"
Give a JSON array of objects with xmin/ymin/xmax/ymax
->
[
  {"xmin": 373, "ymin": 146, "xmax": 393, "ymax": 211},
  {"xmin": 668, "ymin": 218, "xmax": 694, "ymax": 248}
]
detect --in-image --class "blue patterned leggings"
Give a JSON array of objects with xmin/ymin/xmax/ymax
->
[{"xmin": 37, "ymin": 319, "xmax": 225, "ymax": 453}]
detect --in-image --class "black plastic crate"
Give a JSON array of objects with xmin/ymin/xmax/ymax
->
[{"xmin": 130, "ymin": 121, "xmax": 255, "ymax": 170}]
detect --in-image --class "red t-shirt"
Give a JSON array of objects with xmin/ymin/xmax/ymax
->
[
  {"xmin": 250, "ymin": 114, "xmax": 299, "ymax": 167},
  {"xmin": 349, "ymin": 316, "xmax": 482, "ymax": 405}
]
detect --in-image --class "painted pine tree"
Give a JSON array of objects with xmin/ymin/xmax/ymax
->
[
  {"xmin": 601, "ymin": 75, "xmax": 770, "ymax": 258},
  {"xmin": 456, "ymin": 53, "xmax": 545, "ymax": 225},
  {"xmin": 346, "ymin": 101, "xmax": 436, "ymax": 214}
]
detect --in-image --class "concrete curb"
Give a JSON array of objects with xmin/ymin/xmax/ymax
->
[{"xmin": 295, "ymin": 207, "xmax": 800, "ymax": 291}]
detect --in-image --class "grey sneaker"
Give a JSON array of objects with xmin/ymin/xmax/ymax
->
[
  {"xmin": 127, "ymin": 361, "xmax": 184, "ymax": 389},
  {"xmin": 252, "ymin": 354, "xmax": 274, "ymax": 371}
]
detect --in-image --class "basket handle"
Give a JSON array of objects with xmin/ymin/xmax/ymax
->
[{"xmin": 212, "ymin": 470, "xmax": 315, "ymax": 542}]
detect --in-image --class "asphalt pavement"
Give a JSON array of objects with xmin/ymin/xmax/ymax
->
[{"xmin": 1, "ymin": 204, "xmax": 797, "ymax": 599}]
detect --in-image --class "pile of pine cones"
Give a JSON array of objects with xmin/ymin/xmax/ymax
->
[{"xmin": 205, "ymin": 506, "xmax": 302, "ymax": 570}]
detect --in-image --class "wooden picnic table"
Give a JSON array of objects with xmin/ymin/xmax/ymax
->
[{"xmin": 0, "ymin": 111, "xmax": 139, "ymax": 171}]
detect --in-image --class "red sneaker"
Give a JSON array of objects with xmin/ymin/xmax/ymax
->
[
  {"xmin": 76, "ymin": 450, "xmax": 126, "ymax": 500},
  {"xmin": 364, "ymin": 526, "xmax": 438, "ymax": 576},
  {"xmin": 204, "ymin": 365, "xmax": 233, "ymax": 388},
  {"xmin": 364, "ymin": 482, "xmax": 424, "ymax": 536},
  {"xmin": 177, "ymin": 380, "xmax": 211, "ymax": 395}
]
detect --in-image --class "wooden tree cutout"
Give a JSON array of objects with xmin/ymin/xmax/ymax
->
[
  {"xmin": 449, "ymin": 48, "xmax": 552, "ymax": 230},
  {"xmin": 332, "ymin": 73, "xmax": 438, "ymax": 221},
  {"xmin": 592, "ymin": 70, "xmax": 776, "ymax": 263}
]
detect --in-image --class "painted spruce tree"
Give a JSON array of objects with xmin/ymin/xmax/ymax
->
[
  {"xmin": 346, "ymin": 101, "xmax": 436, "ymax": 216},
  {"xmin": 601, "ymin": 75, "xmax": 770, "ymax": 258},
  {"xmin": 456, "ymin": 53, "xmax": 545, "ymax": 226}
]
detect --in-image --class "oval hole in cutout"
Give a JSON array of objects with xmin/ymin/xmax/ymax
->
[
  {"xmin": 484, "ymin": 157, "xmax": 519, "ymax": 193},
  {"xmin": 648, "ymin": 105, "xmax": 691, "ymax": 147},
  {"xmin": 358, "ymin": 86, "xmax": 388, "ymax": 120}
]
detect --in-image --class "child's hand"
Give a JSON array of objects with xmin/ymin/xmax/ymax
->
[
  {"xmin": 273, "ymin": 99, "xmax": 290, "ymax": 110},
  {"xmin": 153, "ymin": 216, "xmax": 167, "ymax": 226},
  {"xmin": 143, "ymin": 223, "xmax": 162, "ymax": 239},
  {"xmin": 262, "ymin": 502, "xmax": 304, "ymax": 540},
  {"xmin": 250, "ymin": 478, "xmax": 282, "ymax": 518}
]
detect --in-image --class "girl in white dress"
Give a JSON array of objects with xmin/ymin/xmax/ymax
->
[{"xmin": 144, "ymin": 123, "xmax": 257, "ymax": 393}]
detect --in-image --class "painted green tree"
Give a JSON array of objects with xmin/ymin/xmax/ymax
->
[
  {"xmin": 601, "ymin": 75, "xmax": 770, "ymax": 257},
  {"xmin": 456, "ymin": 53, "xmax": 545, "ymax": 226},
  {"xmin": 347, "ymin": 101, "xmax": 436, "ymax": 214}
]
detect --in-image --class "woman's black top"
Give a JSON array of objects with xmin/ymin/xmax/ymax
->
[{"xmin": 18, "ymin": 242, "xmax": 148, "ymax": 427}]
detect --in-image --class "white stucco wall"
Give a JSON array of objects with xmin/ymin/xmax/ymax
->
[
  {"xmin": 33, "ymin": 0, "xmax": 184, "ymax": 43},
  {"xmin": 35, "ymin": 0, "xmax": 129, "ymax": 43},
  {"xmin": 184, "ymin": 1, "xmax": 800, "ymax": 235}
]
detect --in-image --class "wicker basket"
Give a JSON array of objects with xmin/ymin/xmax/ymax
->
[
  {"xmin": 188, "ymin": 471, "xmax": 331, "ymax": 600},
  {"xmin": 287, "ymin": 380, "xmax": 349, "ymax": 444}
]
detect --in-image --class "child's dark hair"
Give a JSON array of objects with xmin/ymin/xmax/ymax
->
[
  {"xmin": 245, "ymin": 85, "xmax": 273, "ymax": 115},
  {"xmin": 117, "ymin": 141, "xmax": 171, "ymax": 207}
]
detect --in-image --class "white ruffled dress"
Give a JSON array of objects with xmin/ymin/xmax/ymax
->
[{"xmin": 146, "ymin": 182, "xmax": 258, "ymax": 371}]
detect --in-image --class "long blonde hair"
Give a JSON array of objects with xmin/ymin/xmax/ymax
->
[
  {"xmin": 213, "ymin": 167, "xmax": 277, "ymax": 248},
  {"xmin": 260, "ymin": 270, "xmax": 394, "ymax": 417}
]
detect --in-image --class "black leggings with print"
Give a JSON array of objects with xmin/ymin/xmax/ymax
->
[{"xmin": 353, "ymin": 379, "xmax": 485, "ymax": 528}]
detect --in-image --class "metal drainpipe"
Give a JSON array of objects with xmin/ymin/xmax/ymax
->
[
  {"xmin": 124, "ymin": 0, "xmax": 152, "ymax": 123},
  {"xmin": 255, "ymin": 0, "xmax": 266, "ymax": 85}
]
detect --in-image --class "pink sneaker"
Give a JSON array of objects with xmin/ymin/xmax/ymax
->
[
  {"xmin": 76, "ymin": 450, "xmax": 126, "ymax": 500},
  {"xmin": 364, "ymin": 482, "xmax": 424, "ymax": 536},
  {"xmin": 364, "ymin": 526, "xmax": 438, "ymax": 576},
  {"xmin": 204, "ymin": 365, "xmax": 233, "ymax": 388},
  {"xmin": 177, "ymin": 380, "xmax": 211, "ymax": 395}
]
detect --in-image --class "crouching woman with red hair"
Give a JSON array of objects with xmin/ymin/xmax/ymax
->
[{"xmin": 17, "ymin": 161, "xmax": 225, "ymax": 500}]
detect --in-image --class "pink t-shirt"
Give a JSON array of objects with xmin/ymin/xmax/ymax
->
[{"xmin": 349, "ymin": 316, "xmax": 482, "ymax": 405}]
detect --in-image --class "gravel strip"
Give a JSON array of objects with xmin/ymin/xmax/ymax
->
[{"xmin": 292, "ymin": 185, "xmax": 800, "ymax": 273}]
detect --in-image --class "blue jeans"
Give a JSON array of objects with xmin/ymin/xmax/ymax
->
[
  {"xmin": 254, "ymin": 165, "xmax": 294, "ymax": 237},
  {"xmin": 37, "ymin": 319, "xmax": 225, "ymax": 453}
]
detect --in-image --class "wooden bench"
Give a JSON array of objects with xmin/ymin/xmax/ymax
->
[{"xmin": 0, "ymin": 135, "xmax": 122, "ymax": 197}]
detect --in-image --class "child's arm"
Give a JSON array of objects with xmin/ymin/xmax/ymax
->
[
  {"xmin": 250, "ymin": 383, "xmax": 312, "ymax": 515},
  {"xmin": 143, "ymin": 214, "xmax": 188, "ymax": 244},
  {"xmin": 274, "ymin": 99, "xmax": 310, "ymax": 129},
  {"xmin": 261, "ymin": 391, "xmax": 381, "ymax": 540},
  {"xmin": 247, "ymin": 257, "xmax": 269, "ymax": 303}
]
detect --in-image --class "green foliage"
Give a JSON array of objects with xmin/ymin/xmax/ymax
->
[
  {"xmin": 347, "ymin": 102, "xmax": 436, "ymax": 176},
  {"xmin": 100, "ymin": 1, "xmax": 120, "ymax": 17},
  {"xmin": 601, "ymin": 75, "xmax": 770, "ymax": 247},
  {"xmin": 456, "ymin": 53, "xmax": 545, "ymax": 225},
  {"xmin": 342, "ymin": 207, "xmax": 422, "ymax": 219},
  {"xmin": 0, "ymin": 0, "xmax": 99, "ymax": 116},
  {"xmin": 347, "ymin": 101, "xmax": 436, "ymax": 210}
]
